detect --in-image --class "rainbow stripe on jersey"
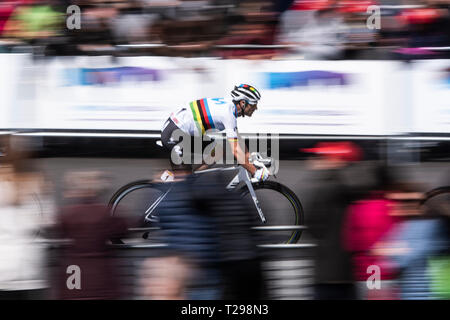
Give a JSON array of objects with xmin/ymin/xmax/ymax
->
[{"xmin": 189, "ymin": 99, "xmax": 215, "ymax": 135}]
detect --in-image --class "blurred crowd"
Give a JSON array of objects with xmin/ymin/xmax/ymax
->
[
  {"xmin": 0, "ymin": 0, "xmax": 449, "ymax": 59},
  {"xmin": 0, "ymin": 133, "xmax": 266, "ymax": 300},
  {"xmin": 303, "ymin": 141, "xmax": 450, "ymax": 300},
  {"xmin": 0, "ymin": 133, "xmax": 449, "ymax": 300}
]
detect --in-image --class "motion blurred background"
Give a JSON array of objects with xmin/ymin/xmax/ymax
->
[{"xmin": 0, "ymin": 0, "xmax": 449, "ymax": 300}]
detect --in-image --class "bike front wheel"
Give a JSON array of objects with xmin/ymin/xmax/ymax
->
[
  {"xmin": 421, "ymin": 186, "xmax": 450, "ymax": 212},
  {"xmin": 240, "ymin": 181, "xmax": 304, "ymax": 244}
]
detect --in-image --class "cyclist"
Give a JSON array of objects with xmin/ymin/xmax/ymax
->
[{"xmin": 160, "ymin": 84, "xmax": 269, "ymax": 182}]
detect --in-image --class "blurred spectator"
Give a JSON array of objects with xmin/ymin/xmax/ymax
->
[
  {"xmin": 338, "ymin": 1, "xmax": 380, "ymax": 59},
  {"xmin": 0, "ymin": 134, "xmax": 55, "ymax": 300},
  {"xmin": 342, "ymin": 166, "xmax": 403, "ymax": 300},
  {"xmin": 70, "ymin": 1, "xmax": 119, "ymax": 52},
  {"xmin": 273, "ymin": 0, "xmax": 297, "ymax": 13},
  {"xmin": 394, "ymin": 0, "xmax": 450, "ymax": 59},
  {"xmin": 277, "ymin": 2, "xmax": 347, "ymax": 59},
  {"xmin": 303, "ymin": 141, "xmax": 363, "ymax": 300},
  {"xmin": 371, "ymin": 186, "xmax": 449, "ymax": 299},
  {"xmin": 215, "ymin": 1, "xmax": 278, "ymax": 59},
  {"xmin": 1, "ymin": 0, "xmax": 449, "ymax": 59},
  {"xmin": 111, "ymin": 2, "xmax": 158, "ymax": 45},
  {"xmin": 140, "ymin": 255, "xmax": 193, "ymax": 300},
  {"xmin": 428, "ymin": 200, "xmax": 450, "ymax": 299},
  {"xmin": 276, "ymin": 0, "xmax": 318, "ymax": 49},
  {"xmin": 51, "ymin": 170, "xmax": 127, "ymax": 299},
  {"xmin": 144, "ymin": 170, "xmax": 223, "ymax": 300},
  {"xmin": 144, "ymin": 168, "xmax": 265, "ymax": 300},
  {"xmin": 2, "ymin": 0, "xmax": 63, "ymax": 42},
  {"xmin": 423, "ymin": 182, "xmax": 450, "ymax": 299},
  {"xmin": 153, "ymin": 17, "xmax": 219, "ymax": 56},
  {"xmin": 0, "ymin": 1, "xmax": 17, "ymax": 38},
  {"xmin": 215, "ymin": 11, "xmax": 279, "ymax": 59},
  {"xmin": 198, "ymin": 170, "xmax": 265, "ymax": 300}
]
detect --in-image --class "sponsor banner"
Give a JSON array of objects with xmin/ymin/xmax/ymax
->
[
  {"xmin": 224, "ymin": 60, "xmax": 397, "ymax": 135},
  {"xmin": 410, "ymin": 60, "xmax": 450, "ymax": 133},
  {"xmin": 32, "ymin": 56, "xmax": 225, "ymax": 130},
  {"xmin": 11, "ymin": 56, "xmax": 396, "ymax": 134}
]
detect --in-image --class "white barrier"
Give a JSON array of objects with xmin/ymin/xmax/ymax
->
[
  {"xmin": 1, "ymin": 55, "xmax": 449, "ymax": 135},
  {"xmin": 0, "ymin": 54, "xmax": 29, "ymax": 129},
  {"xmin": 410, "ymin": 60, "xmax": 450, "ymax": 134},
  {"xmin": 224, "ymin": 59, "xmax": 399, "ymax": 135}
]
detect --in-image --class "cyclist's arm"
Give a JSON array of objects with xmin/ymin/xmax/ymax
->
[
  {"xmin": 223, "ymin": 104, "xmax": 256, "ymax": 175},
  {"xmin": 228, "ymin": 138, "xmax": 256, "ymax": 175}
]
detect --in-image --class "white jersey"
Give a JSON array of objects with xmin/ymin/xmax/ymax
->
[{"xmin": 167, "ymin": 97, "xmax": 238, "ymax": 139}]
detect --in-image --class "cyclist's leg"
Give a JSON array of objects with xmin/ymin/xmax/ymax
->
[
  {"xmin": 192, "ymin": 135, "xmax": 220, "ymax": 172},
  {"xmin": 161, "ymin": 118, "xmax": 179, "ymax": 153},
  {"xmin": 160, "ymin": 118, "xmax": 192, "ymax": 173},
  {"xmin": 195, "ymin": 164, "xmax": 211, "ymax": 172}
]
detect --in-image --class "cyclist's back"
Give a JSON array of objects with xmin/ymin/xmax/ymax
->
[{"xmin": 166, "ymin": 97, "xmax": 238, "ymax": 139}]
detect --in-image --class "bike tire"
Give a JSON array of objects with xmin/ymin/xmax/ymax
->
[
  {"xmin": 108, "ymin": 179, "xmax": 153, "ymax": 210},
  {"xmin": 239, "ymin": 181, "xmax": 304, "ymax": 244},
  {"xmin": 108, "ymin": 180, "xmax": 164, "ymax": 244},
  {"xmin": 421, "ymin": 186, "xmax": 450, "ymax": 206}
]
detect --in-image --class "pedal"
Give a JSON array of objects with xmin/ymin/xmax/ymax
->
[{"xmin": 160, "ymin": 170, "xmax": 174, "ymax": 182}]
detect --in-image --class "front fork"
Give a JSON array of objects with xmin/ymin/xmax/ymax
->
[{"xmin": 234, "ymin": 167, "xmax": 267, "ymax": 223}]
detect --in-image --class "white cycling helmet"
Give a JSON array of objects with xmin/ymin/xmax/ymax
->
[{"xmin": 231, "ymin": 84, "xmax": 261, "ymax": 105}]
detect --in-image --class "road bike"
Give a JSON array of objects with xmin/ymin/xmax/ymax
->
[{"xmin": 108, "ymin": 152, "xmax": 305, "ymax": 245}]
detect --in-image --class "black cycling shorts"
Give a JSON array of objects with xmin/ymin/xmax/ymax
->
[{"xmin": 161, "ymin": 118, "xmax": 217, "ymax": 171}]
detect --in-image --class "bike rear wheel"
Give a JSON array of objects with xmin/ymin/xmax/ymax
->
[
  {"xmin": 108, "ymin": 180, "xmax": 166, "ymax": 244},
  {"xmin": 239, "ymin": 181, "xmax": 304, "ymax": 244}
]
